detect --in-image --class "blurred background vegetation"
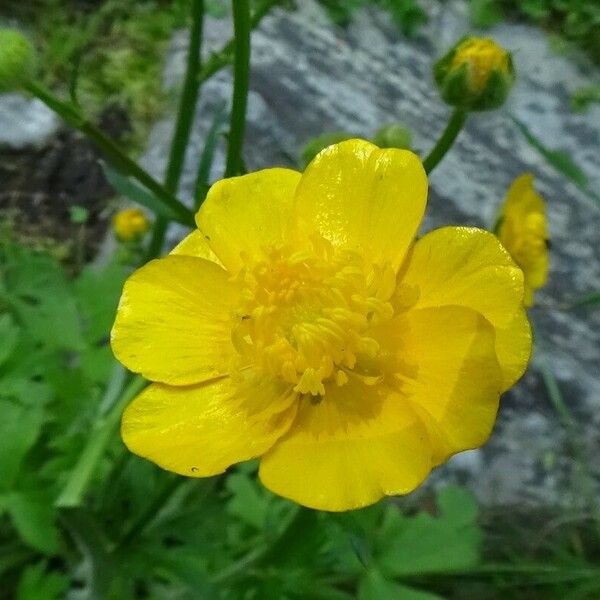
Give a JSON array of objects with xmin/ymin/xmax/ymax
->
[{"xmin": 0, "ymin": 0, "xmax": 599, "ymax": 598}]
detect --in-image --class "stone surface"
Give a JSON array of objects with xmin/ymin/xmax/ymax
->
[
  {"xmin": 141, "ymin": 0, "xmax": 600, "ymax": 509},
  {"xmin": 0, "ymin": 92, "xmax": 59, "ymax": 149}
]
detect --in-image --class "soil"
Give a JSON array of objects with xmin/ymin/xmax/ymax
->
[{"xmin": 0, "ymin": 104, "xmax": 131, "ymax": 266}]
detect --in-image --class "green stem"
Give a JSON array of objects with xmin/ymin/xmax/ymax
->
[
  {"xmin": 146, "ymin": 0, "xmax": 206, "ymax": 260},
  {"xmin": 60, "ymin": 508, "xmax": 113, "ymax": 600},
  {"xmin": 197, "ymin": 0, "xmax": 279, "ymax": 86},
  {"xmin": 55, "ymin": 376, "xmax": 147, "ymax": 508},
  {"xmin": 224, "ymin": 0, "xmax": 251, "ymax": 178},
  {"xmin": 211, "ymin": 506, "xmax": 307, "ymax": 584},
  {"xmin": 423, "ymin": 108, "xmax": 468, "ymax": 174},
  {"xmin": 24, "ymin": 81, "xmax": 194, "ymax": 227}
]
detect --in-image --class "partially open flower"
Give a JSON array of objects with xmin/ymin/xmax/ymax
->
[
  {"xmin": 0, "ymin": 29, "xmax": 37, "ymax": 93},
  {"xmin": 113, "ymin": 208, "xmax": 149, "ymax": 242},
  {"xmin": 434, "ymin": 36, "xmax": 514, "ymax": 112},
  {"xmin": 112, "ymin": 139, "xmax": 531, "ymax": 511},
  {"xmin": 497, "ymin": 173, "xmax": 549, "ymax": 307}
]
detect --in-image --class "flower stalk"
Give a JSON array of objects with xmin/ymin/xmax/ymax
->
[
  {"xmin": 423, "ymin": 108, "xmax": 468, "ymax": 174},
  {"xmin": 146, "ymin": 0, "xmax": 206, "ymax": 260},
  {"xmin": 224, "ymin": 0, "xmax": 251, "ymax": 178},
  {"xmin": 24, "ymin": 81, "xmax": 195, "ymax": 228}
]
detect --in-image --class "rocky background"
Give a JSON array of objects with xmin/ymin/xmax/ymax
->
[{"xmin": 2, "ymin": 0, "xmax": 599, "ymax": 510}]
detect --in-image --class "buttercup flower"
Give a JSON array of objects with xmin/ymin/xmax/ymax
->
[
  {"xmin": 112, "ymin": 140, "xmax": 531, "ymax": 511},
  {"xmin": 113, "ymin": 208, "xmax": 150, "ymax": 242},
  {"xmin": 497, "ymin": 173, "xmax": 549, "ymax": 306},
  {"xmin": 434, "ymin": 36, "xmax": 514, "ymax": 112}
]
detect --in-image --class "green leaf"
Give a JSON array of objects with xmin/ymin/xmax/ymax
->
[
  {"xmin": 194, "ymin": 102, "xmax": 227, "ymax": 209},
  {"xmin": 436, "ymin": 484, "xmax": 479, "ymax": 527},
  {"xmin": 358, "ymin": 568, "xmax": 442, "ymax": 600},
  {"xmin": 0, "ymin": 399, "xmax": 46, "ymax": 492},
  {"xmin": 469, "ymin": 0, "xmax": 504, "ymax": 28},
  {"xmin": 101, "ymin": 161, "xmax": 180, "ymax": 221},
  {"xmin": 16, "ymin": 561, "xmax": 68, "ymax": 600},
  {"xmin": 570, "ymin": 85, "xmax": 600, "ymax": 113},
  {"xmin": 374, "ymin": 488, "xmax": 482, "ymax": 577},
  {"xmin": 384, "ymin": 0, "xmax": 428, "ymax": 37},
  {"xmin": 512, "ymin": 116, "xmax": 600, "ymax": 207},
  {"xmin": 2, "ymin": 244, "xmax": 84, "ymax": 351},
  {"xmin": 4, "ymin": 491, "xmax": 59, "ymax": 554},
  {"xmin": 0, "ymin": 313, "xmax": 19, "ymax": 366},
  {"xmin": 568, "ymin": 292, "xmax": 600, "ymax": 310},
  {"xmin": 74, "ymin": 260, "xmax": 128, "ymax": 343},
  {"xmin": 226, "ymin": 471, "xmax": 270, "ymax": 530}
]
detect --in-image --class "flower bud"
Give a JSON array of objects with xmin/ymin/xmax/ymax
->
[
  {"xmin": 113, "ymin": 208, "xmax": 150, "ymax": 242},
  {"xmin": 300, "ymin": 132, "xmax": 354, "ymax": 167},
  {"xmin": 373, "ymin": 123, "xmax": 412, "ymax": 150},
  {"xmin": 434, "ymin": 36, "xmax": 514, "ymax": 112},
  {"xmin": 0, "ymin": 29, "xmax": 37, "ymax": 93}
]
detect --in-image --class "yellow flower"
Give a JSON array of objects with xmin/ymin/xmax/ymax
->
[
  {"xmin": 497, "ymin": 173, "xmax": 549, "ymax": 307},
  {"xmin": 113, "ymin": 208, "xmax": 149, "ymax": 242},
  {"xmin": 111, "ymin": 140, "xmax": 531, "ymax": 512},
  {"xmin": 434, "ymin": 36, "xmax": 514, "ymax": 112}
]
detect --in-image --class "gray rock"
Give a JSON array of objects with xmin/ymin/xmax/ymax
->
[
  {"xmin": 0, "ymin": 92, "xmax": 59, "ymax": 149},
  {"xmin": 141, "ymin": 0, "xmax": 600, "ymax": 510}
]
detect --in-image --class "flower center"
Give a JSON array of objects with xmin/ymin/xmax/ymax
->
[{"xmin": 231, "ymin": 236, "xmax": 396, "ymax": 396}]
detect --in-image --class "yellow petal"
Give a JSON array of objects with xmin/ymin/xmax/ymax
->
[
  {"xmin": 122, "ymin": 375, "xmax": 298, "ymax": 477},
  {"xmin": 504, "ymin": 173, "xmax": 544, "ymax": 215},
  {"xmin": 111, "ymin": 255, "xmax": 241, "ymax": 385},
  {"xmin": 196, "ymin": 168, "xmax": 302, "ymax": 273},
  {"xmin": 259, "ymin": 379, "xmax": 432, "ymax": 511},
  {"xmin": 400, "ymin": 226, "xmax": 531, "ymax": 389},
  {"xmin": 294, "ymin": 139, "xmax": 428, "ymax": 270},
  {"xmin": 395, "ymin": 306, "xmax": 503, "ymax": 464},
  {"xmin": 170, "ymin": 229, "xmax": 221, "ymax": 264}
]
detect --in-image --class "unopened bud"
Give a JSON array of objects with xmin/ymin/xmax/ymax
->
[
  {"xmin": 373, "ymin": 123, "xmax": 412, "ymax": 150},
  {"xmin": 113, "ymin": 208, "xmax": 150, "ymax": 242},
  {"xmin": 434, "ymin": 36, "xmax": 514, "ymax": 112},
  {"xmin": 0, "ymin": 29, "xmax": 37, "ymax": 93}
]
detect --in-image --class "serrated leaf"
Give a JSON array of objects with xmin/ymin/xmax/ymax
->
[
  {"xmin": 374, "ymin": 489, "xmax": 482, "ymax": 577},
  {"xmin": 2, "ymin": 245, "xmax": 84, "ymax": 351},
  {"xmin": 0, "ymin": 399, "xmax": 46, "ymax": 492},
  {"xmin": 74, "ymin": 260, "xmax": 128, "ymax": 344},
  {"xmin": 436, "ymin": 484, "xmax": 479, "ymax": 526},
  {"xmin": 358, "ymin": 568, "xmax": 442, "ymax": 600},
  {"xmin": 5, "ymin": 491, "xmax": 59, "ymax": 555},
  {"xmin": 16, "ymin": 561, "xmax": 69, "ymax": 600},
  {"xmin": 0, "ymin": 313, "xmax": 19, "ymax": 366}
]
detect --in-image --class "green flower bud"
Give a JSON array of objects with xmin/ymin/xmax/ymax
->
[
  {"xmin": 0, "ymin": 29, "xmax": 37, "ymax": 93},
  {"xmin": 373, "ymin": 123, "xmax": 412, "ymax": 150},
  {"xmin": 301, "ymin": 131, "xmax": 354, "ymax": 167},
  {"xmin": 434, "ymin": 36, "xmax": 514, "ymax": 112}
]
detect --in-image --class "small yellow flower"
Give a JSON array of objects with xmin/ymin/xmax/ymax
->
[
  {"xmin": 498, "ymin": 173, "xmax": 549, "ymax": 307},
  {"xmin": 434, "ymin": 36, "xmax": 514, "ymax": 112},
  {"xmin": 111, "ymin": 140, "xmax": 531, "ymax": 511},
  {"xmin": 113, "ymin": 208, "xmax": 149, "ymax": 242}
]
